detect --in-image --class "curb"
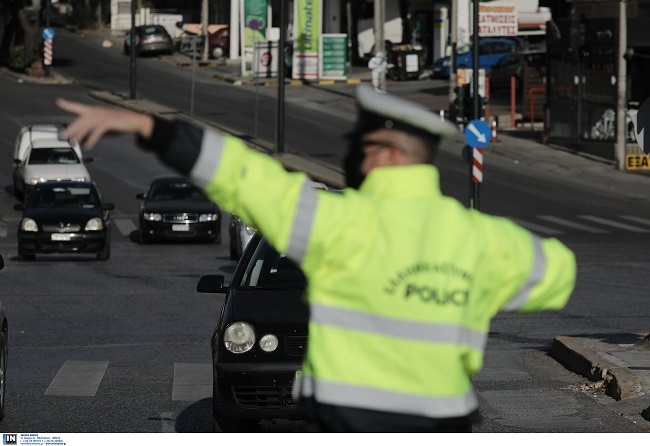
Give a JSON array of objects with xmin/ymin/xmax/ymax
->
[{"xmin": 550, "ymin": 336, "xmax": 650, "ymax": 422}]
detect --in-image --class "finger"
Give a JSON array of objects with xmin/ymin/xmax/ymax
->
[{"xmin": 56, "ymin": 98, "xmax": 91, "ymax": 116}]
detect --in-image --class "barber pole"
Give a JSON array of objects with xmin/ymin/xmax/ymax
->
[{"xmin": 472, "ymin": 147, "xmax": 483, "ymax": 183}]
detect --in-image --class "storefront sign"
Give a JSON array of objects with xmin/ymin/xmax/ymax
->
[
  {"xmin": 292, "ymin": 0, "xmax": 322, "ymax": 80},
  {"xmin": 479, "ymin": 4, "xmax": 518, "ymax": 37}
]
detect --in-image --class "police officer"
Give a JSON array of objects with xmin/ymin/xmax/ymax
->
[{"xmin": 56, "ymin": 85, "xmax": 576, "ymax": 433}]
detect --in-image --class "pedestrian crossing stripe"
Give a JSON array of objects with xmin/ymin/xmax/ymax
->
[{"xmin": 44, "ymin": 361, "xmax": 213, "ymax": 401}]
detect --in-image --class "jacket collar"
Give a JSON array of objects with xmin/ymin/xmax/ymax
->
[{"xmin": 358, "ymin": 164, "xmax": 442, "ymax": 198}]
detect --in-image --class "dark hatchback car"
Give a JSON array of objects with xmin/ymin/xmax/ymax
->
[
  {"xmin": 136, "ymin": 176, "xmax": 222, "ymax": 244},
  {"xmin": 197, "ymin": 233, "xmax": 309, "ymax": 432},
  {"xmin": 14, "ymin": 181, "xmax": 114, "ymax": 261},
  {"xmin": 123, "ymin": 24, "xmax": 174, "ymax": 56}
]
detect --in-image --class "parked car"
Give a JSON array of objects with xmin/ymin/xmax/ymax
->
[
  {"xmin": 208, "ymin": 27, "xmax": 229, "ymax": 59},
  {"xmin": 136, "ymin": 176, "xmax": 221, "ymax": 244},
  {"xmin": 488, "ymin": 50, "xmax": 546, "ymax": 92},
  {"xmin": 12, "ymin": 124, "xmax": 91, "ymax": 201},
  {"xmin": 14, "ymin": 181, "xmax": 114, "ymax": 261},
  {"xmin": 198, "ymin": 233, "xmax": 309, "ymax": 432},
  {"xmin": 123, "ymin": 25, "xmax": 174, "ymax": 56},
  {"xmin": 432, "ymin": 38, "xmax": 523, "ymax": 78},
  {"xmin": 13, "ymin": 136, "xmax": 93, "ymax": 202},
  {"xmin": 0, "ymin": 255, "xmax": 8, "ymax": 421},
  {"xmin": 228, "ymin": 215, "xmax": 256, "ymax": 261}
]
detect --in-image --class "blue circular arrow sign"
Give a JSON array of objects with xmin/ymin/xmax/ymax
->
[
  {"xmin": 464, "ymin": 120, "xmax": 491, "ymax": 149},
  {"xmin": 42, "ymin": 27, "xmax": 55, "ymax": 40}
]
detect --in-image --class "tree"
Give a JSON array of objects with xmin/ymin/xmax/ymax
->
[{"xmin": 0, "ymin": 0, "xmax": 40, "ymax": 70}]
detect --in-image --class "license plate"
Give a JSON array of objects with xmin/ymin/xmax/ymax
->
[
  {"xmin": 172, "ymin": 224, "xmax": 190, "ymax": 232},
  {"xmin": 51, "ymin": 233, "xmax": 71, "ymax": 241}
]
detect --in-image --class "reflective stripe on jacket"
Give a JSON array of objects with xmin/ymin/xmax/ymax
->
[{"xmin": 149, "ymin": 119, "xmax": 577, "ymax": 420}]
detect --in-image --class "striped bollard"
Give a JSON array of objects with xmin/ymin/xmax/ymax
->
[
  {"xmin": 44, "ymin": 39, "xmax": 53, "ymax": 66},
  {"xmin": 472, "ymin": 147, "xmax": 483, "ymax": 183}
]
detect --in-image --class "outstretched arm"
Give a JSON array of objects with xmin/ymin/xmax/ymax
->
[{"xmin": 56, "ymin": 98, "xmax": 154, "ymax": 149}]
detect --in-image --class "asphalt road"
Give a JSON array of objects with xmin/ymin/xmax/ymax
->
[{"xmin": 0, "ymin": 25, "xmax": 648, "ymax": 433}]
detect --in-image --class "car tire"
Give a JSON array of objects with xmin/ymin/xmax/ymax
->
[
  {"xmin": 139, "ymin": 229, "xmax": 150, "ymax": 245},
  {"xmin": 213, "ymin": 412, "xmax": 258, "ymax": 433},
  {"xmin": 18, "ymin": 248, "xmax": 34, "ymax": 261},
  {"xmin": 0, "ymin": 326, "xmax": 7, "ymax": 421},
  {"xmin": 211, "ymin": 46, "xmax": 224, "ymax": 59},
  {"xmin": 97, "ymin": 241, "xmax": 110, "ymax": 261},
  {"xmin": 229, "ymin": 236, "xmax": 238, "ymax": 260},
  {"xmin": 13, "ymin": 181, "xmax": 23, "ymax": 201}
]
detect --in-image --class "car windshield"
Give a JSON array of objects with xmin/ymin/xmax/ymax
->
[
  {"xmin": 30, "ymin": 185, "xmax": 99, "ymax": 209},
  {"xmin": 28, "ymin": 147, "xmax": 79, "ymax": 165},
  {"xmin": 239, "ymin": 238, "xmax": 306, "ymax": 289},
  {"xmin": 149, "ymin": 181, "xmax": 208, "ymax": 201}
]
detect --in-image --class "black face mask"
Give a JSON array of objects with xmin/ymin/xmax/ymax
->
[{"xmin": 343, "ymin": 138, "xmax": 366, "ymax": 189}]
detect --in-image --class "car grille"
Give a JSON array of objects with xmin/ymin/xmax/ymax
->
[
  {"xmin": 285, "ymin": 335, "xmax": 308, "ymax": 357},
  {"xmin": 233, "ymin": 386, "xmax": 296, "ymax": 408},
  {"xmin": 163, "ymin": 213, "xmax": 198, "ymax": 223},
  {"xmin": 42, "ymin": 224, "xmax": 81, "ymax": 232}
]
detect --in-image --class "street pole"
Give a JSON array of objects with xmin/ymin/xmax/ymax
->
[
  {"xmin": 45, "ymin": 0, "xmax": 51, "ymax": 78},
  {"xmin": 374, "ymin": 0, "xmax": 385, "ymax": 91},
  {"xmin": 615, "ymin": 0, "xmax": 627, "ymax": 170},
  {"xmin": 201, "ymin": 0, "xmax": 209, "ymax": 62},
  {"xmin": 449, "ymin": 0, "xmax": 458, "ymax": 121},
  {"xmin": 472, "ymin": 0, "xmax": 479, "ymax": 120},
  {"xmin": 276, "ymin": 0, "xmax": 286, "ymax": 153},
  {"xmin": 129, "ymin": 0, "xmax": 136, "ymax": 100}
]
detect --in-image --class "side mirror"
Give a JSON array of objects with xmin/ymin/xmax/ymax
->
[
  {"xmin": 13, "ymin": 203, "xmax": 24, "ymax": 211},
  {"xmin": 13, "ymin": 159, "xmax": 22, "ymax": 165},
  {"xmin": 103, "ymin": 203, "xmax": 115, "ymax": 211},
  {"xmin": 197, "ymin": 275, "xmax": 228, "ymax": 293},
  {"xmin": 176, "ymin": 21, "xmax": 184, "ymax": 29},
  {"xmin": 135, "ymin": 193, "xmax": 145, "ymax": 200}
]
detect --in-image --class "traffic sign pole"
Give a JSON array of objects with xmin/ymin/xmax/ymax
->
[
  {"xmin": 41, "ymin": 27, "xmax": 55, "ymax": 78},
  {"xmin": 463, "ymin": 119, "xmax": 490, "ymax": 210}
]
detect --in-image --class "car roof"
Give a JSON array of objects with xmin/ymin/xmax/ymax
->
[{"xmin": 30, "ymin": 138, "xmax": 77, "ymax": 149}]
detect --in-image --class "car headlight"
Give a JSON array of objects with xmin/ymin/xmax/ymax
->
[
  {"xmin": 244, "ymin": 225, "xmax": 256, "ymax": 236},
  {"xmin": 259, "ymin": 334, "xmax": 279, "ymax": 353},
  {"xmin": 224, "ymin": 322, "xmax": 255, "ymax": 354},
  {"xmin": 143, "ymin": 213, "xmax": 162, "ymax": 222},
  {"xmin": 71, "ymin": 177, "xmax": 87, "ymax": 182},
  {"xmin": 199, "ymin": 213, "xmax": 219, "ymax": 222},
  {"xmin": 20, "ymin": 218, "xmax": 38, "ymax": 232},
  {"xmin": 85, "ymin": 217, "xmax": 104, "ymax": 231},
  {"xmin": 29, "ymin": 177, "xmax": 46, "ymax": 185}
]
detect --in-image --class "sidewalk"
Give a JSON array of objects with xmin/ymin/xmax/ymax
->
[{"xmin": 4, "ymin": 25, "xmax": 650, "ymax": 426}]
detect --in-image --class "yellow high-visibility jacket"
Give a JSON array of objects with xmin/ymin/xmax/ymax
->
[{"xmin": 145, "ymin": 119, "xmax": 577, "ymax": 421}]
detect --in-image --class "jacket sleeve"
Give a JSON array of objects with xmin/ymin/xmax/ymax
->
[
  {"xmin": 479, "ymin": 215, "xmax": 577, "ymax": 315},
  {"xmin": 138, "ymin": 117, "xmax": 315, "ymax": 256}
]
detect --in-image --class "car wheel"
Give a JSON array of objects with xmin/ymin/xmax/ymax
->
[
  {"xmin": 13, "ymin": 181, "xmax": 23, "ymax": 201},
  {"xmin": 139, "ymin": 230, "xmax": 150, "ymax": 244},
  {"xmin": 211, "ymin": 46, "xmax": 224, "ymax": 59},
  {"xmin": 19, "ymin": 254, "xmax": 34, "ymax": 261},
  {"xmin": 0, "ymin": 326, "xmax": 7, "ymax": 421},
  {"xmin": 97, "ymin": 241, "xmax": 110, "ymax": 261},
  {"xmin": 213, "ymin": 411, "xmax": 258, "ymax": 433}
]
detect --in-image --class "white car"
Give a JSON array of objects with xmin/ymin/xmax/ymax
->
[{"xmin": 12, "ymin": 124, "xmax": 92, "ymax": 201}]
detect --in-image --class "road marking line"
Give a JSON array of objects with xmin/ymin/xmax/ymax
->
[
  {"xmin": 172, "ymin": 363, "xmax": 212, "ymax": 401},
  {"xmin": 113, "ymin": 218, "xmax": 137, "ymax": 237},
  {"xmin": 579, "ymin": 215, "xmax": 650, "ymax": 233},
  {"xmin": 619, "ymin": 215, "xmax": 650, "ymax": 226},
  {"xmin": 537, "ymin": 216, "xmax": 609, "ymax": 234},
  {"xmin": 510, "ymin": 218, "xmax": 565, "ymax": 235},
  {"xmin": 45, "ymin": 360, "xmax": 109, "ymax": 396}
]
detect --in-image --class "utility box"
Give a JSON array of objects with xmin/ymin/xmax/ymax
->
[{"xmin": 388, "ymin": 45, "xmax": 424, "ymax": 81}]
